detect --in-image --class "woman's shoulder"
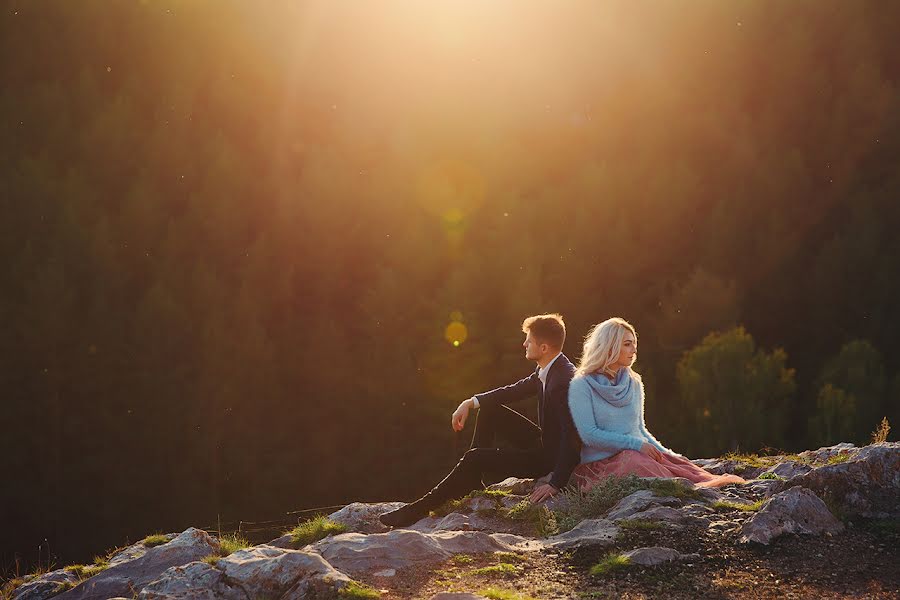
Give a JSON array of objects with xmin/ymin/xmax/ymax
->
[{"xmin": 568, "ymin": 375, "xmax": 591, "ymax": 392}]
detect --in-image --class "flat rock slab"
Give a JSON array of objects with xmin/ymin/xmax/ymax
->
[
  {"xmin": 543, "ymin": 519, "xmax": 619, "ymax": 550},
  {"xmin": 328, "ymin": 502, "xmax": 406, "ymax": 534},
  {"xmin": 606, "ymin": 490, "xmax": 681, "ymax": 521},
  {"xmin": 140, "ymin": 545, "xmax": 353, "ymax": 600},
  {"xmin": 56, "ymin": 528, "xmax": 219, "ymax": 600},
  {"xmin": 740, "ymin": 486, "xmax": 844, "ymax": 545},
  {"xmin": 486, "ymin": 477, "xmax": 536, "ymax": 496},
  {"xmin": 310, "ymin": 529, "xmax": 525, "ymax": 574}
]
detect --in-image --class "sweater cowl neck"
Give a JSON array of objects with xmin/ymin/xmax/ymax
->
[{"xmin": 583, "ymin": 368, "xmax": 640, "ymax": 407}]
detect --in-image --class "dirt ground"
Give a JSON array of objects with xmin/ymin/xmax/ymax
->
[{"xmin": 355, "ymin": 517, "xmax": 900, "ymax": 599}]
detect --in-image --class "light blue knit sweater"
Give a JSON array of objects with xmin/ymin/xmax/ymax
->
[{"xmin": 568, "ymin": 367, "xmax": 680, "ymax": 464}]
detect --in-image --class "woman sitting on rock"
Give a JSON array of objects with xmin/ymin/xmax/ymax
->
[{"xmin": 568, "ymin": 317, "xmax": 745, "ymax": 489}]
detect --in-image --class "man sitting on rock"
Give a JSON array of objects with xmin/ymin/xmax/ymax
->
[{"xmin": 379, "ymin": 314, "xmax": 581, "ymax": 527}]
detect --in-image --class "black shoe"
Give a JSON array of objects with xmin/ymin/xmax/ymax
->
[{"xmin": 379, "ymin": 492, "xmax": 444, "ymax": 528}]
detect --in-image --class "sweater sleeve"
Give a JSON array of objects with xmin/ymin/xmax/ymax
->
[
  {"xmin": 568, "ymin": 378, "xmax": 645, "ymax": 453},
  {"xmin": 636, "ymin": 392, "xmax": 684, "ymax": 458}
]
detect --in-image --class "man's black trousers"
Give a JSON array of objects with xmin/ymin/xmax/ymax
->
[{"xmin": 421, "ymin": 401, "xmax": 551, "ymax": 504}]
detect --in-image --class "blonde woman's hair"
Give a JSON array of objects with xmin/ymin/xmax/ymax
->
[{"xmin": 575, "ymin": 317, "xmax": 637, "ymax": 377}]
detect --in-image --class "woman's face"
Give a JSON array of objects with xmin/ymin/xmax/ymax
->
[{"xmin": 614, "ymin": 330, "xmax": 637, "ymax": 368}]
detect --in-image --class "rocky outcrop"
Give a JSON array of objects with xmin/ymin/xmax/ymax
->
[
  {"xmin": 772, "ymin": 442, "xmax": 900, "ymax": 518},
  {"xmin": 740, "ymin": 487, "xmax": 845, "ymax": 545},
  {"xmin": 310, "ymin": 529, "xmax": 528, "ymax": 574},
  {"xmin": 54, "ymin": 528, "xmax": 219, "ymax": 600},
  {"xmin": 9, "ymin": 569, "xmax": 79, "ymax": 600},
  {"xmin": 7, "ymin": 443, "xmax": 896, "ymax": 600},
  {"xmin": 139, "ymin": 545, "xmax": 353, "ymax": 599}
]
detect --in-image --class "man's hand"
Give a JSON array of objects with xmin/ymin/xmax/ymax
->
[
  {"xmin": 529, "ymin": 483, "xmax": 559, "ymax": 504},
  {"xmin": 451, "ymin": 398, "xmax": 475, "ymax": 432},
  {"xmin": 639, "ymin": 442, "xmax": 665, "ymax": 462}
]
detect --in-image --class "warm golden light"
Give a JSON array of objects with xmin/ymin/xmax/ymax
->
[{"xmin": 445, "ymin": 320, "xmax": 468, "ymax": 347}]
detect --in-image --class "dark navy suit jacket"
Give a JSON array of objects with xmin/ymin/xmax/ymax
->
[{"xmin": 473, "ymin": 354, "xmax": 581, "ymax": 489}]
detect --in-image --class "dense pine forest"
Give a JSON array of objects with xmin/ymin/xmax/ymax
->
[{"xmin": 2, "ymin": 0, "xmax": 898, "ymax": 576}]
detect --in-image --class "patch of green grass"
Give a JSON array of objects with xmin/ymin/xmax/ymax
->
[
  {"xmin": 479, "ymin": 587, "xmax": 538, "ymax": 600},
  {"xmin": 63, "ymin": 556, "xmax": 110, "ymax": 580},
  {"xmin": 723, "ymin": 452, "xmax": 809, "ymax": 468},
  {"xmin": 142, "ymin": 533, "xmax": 169, "ymax": 548},
  {"xmin": 756, "ymin": 472, "xmax": 784, "ymax": 480},
  {"xmin": 338, "ymin": 581, "xmax": 381, "ymax": 599},
  {"xmin": 473, "ymin": 489, "xmax": 511, "ymax": 499},
  {"xmin": 493, "ymin": 551, "xmax": 526, "ymax": 563},
  {"xmin": 469, "ymin": 563, "xmax": 519, "ymax": 577},
  {"xmin": 430, "ymin": 488, "xmax": 510, "ymax": 518},
  {"xmin": 287, "ymin": 516, "xmax": 349, "ymax": 548},
  {"xmin": 589, "ymin": 552, "xmax": 631, "ymax": 576},
  {"xmin": 827, "ymin": 452, "xmax": 853, "ymax": 465},
  {"xmin": 711, "ymin": 499, "xmax": 764, "ymax": 512},
  {"xmin": 552, "ymin": 474, "xmax": 701, "ymax": 533},
  {"xmin": 450, "ymin": 554, "xmax": 474, "ymax": 565},
  {"xmin": 617, "ymin": 518, "xmax": 664, "ymax": 531},
  {"xmin": 430, "ymin": 498, "xmax": 466, "ymax": 518},
  {"xmin": 504, "ymin": 500, "xmax": 558, "ymax": 537},
  {"xmin": 202, "ymin": 555, "xmax": 220, "ymax": 567},
  {"xmin": 644, "ymin": 478, "xmax": 704, "ymax": 501},
  {"xmin": 218, "ymin": 533, "xmax": 250, "ymax": 556}
]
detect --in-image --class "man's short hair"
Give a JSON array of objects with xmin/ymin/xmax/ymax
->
[{"xmin": 522, "ymin": 313, "xmax": 566, "ymax": 350}]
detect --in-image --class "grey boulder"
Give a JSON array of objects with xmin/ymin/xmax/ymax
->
[
  {"xmin": 740, "ymin": 487, "xmax": 844, "ymax": 545},
  {"xmin": 56, "ymin": 528, "xmax": 219, "ymax": 600}
]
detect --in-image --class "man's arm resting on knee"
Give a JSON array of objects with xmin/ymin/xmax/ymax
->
[
  {"xmin": 452, "ymin": 373, "xmax": 540, "ymax": 431},
  {"xmin": 472, "ymin": 372, "xmax": 541, "ymax": 411}
]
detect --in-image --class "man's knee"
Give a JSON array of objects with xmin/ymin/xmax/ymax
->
[{"xmin": 462, "ymin": 447, "xmax": 497, "ymax": 464}]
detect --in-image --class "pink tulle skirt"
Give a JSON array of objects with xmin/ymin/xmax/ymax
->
[{"xmin": 572, "ymin": 449, "xmax": 746, "ymax": 490}]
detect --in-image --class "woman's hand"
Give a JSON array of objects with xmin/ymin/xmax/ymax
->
[{"xmin": 640, "ymin": 442, "xmax": 665, "ymax": 462}]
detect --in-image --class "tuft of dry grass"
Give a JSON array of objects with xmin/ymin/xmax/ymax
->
[{"xmin": 871, "ymin": 417, "xmax": 891, "ymax": 444}]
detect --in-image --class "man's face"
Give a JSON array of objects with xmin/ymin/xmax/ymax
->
[
  {"xmin": 523, "ymin": 331, "xmax": 546, "ymax": 361},
  {"xmin": 615, "ymin": 331, "xmax": 637, "ymax": 368}
]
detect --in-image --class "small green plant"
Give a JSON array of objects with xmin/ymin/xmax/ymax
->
[
  {"xmin": 430, "ymin": 498, "xmax": 465, "ymax": 517},
  {"xmin": 338, "ymin": 580, "xmax": 381, "ymax": 598},
  {"xmin": 450, "ymin": 554, "xmax": 474, "ymax": 565},
  {"xmin": 589, "ymin": 552, "xmax": 631, "ymax": 576},
  {"xmin": 202, "ymin": 555, "xmax": 220, "ymax": 566},
  {"xmin": 473, "ymin": 489, "xmax": 511, "ymax": 499},
  {"xmin": 504, "ymin": 500, "xmax": 558, "ymax": 537},
  {"xmin": 492, "ymin": 551, "xmax": 526, "ymax": 563},
  {"xmin": 711, "ymin": 499, "xmax": 764, "ymax": 512},
  {"xmin": 617, "ymin": 518, "xmax": 664, "ymax": 531},
  {"xmin": 479, "ymin": 587, "xmax": 538, "ymax": 600},
  {"xmin": 871, "ymin": 417, "xmax": 891, "ymax": 444},
  {"xmin": 469, "ymin": 563, "xmax": 519, "ymax": 577},
  {"xmin": 431, "ymin": 488, "xmax": 510, "ymax": 517},
  {"xmin": 723, "ymin": 452, "xmax": 810, "ymax": 468},
  {"xmin": 287, "ymin": 516, "xmax": 349, "ymax": 547},
  {"xmin": 142, "ymin": 533, "xmax": 170, "ymax": 548},
  {"xmin": 757, "ymin": 472, "xmax": 783, "ymax": 480},
  {"xmin": 827, "ymin": 452, "xmax": 853, "ymax": 465},
  {"xmin": 63, "ymin": 555, "xmax": 110, "ymax": 581},
  {"xmin": 218, "ymin": 533, "xmax": 250, "ymax": 556}
]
